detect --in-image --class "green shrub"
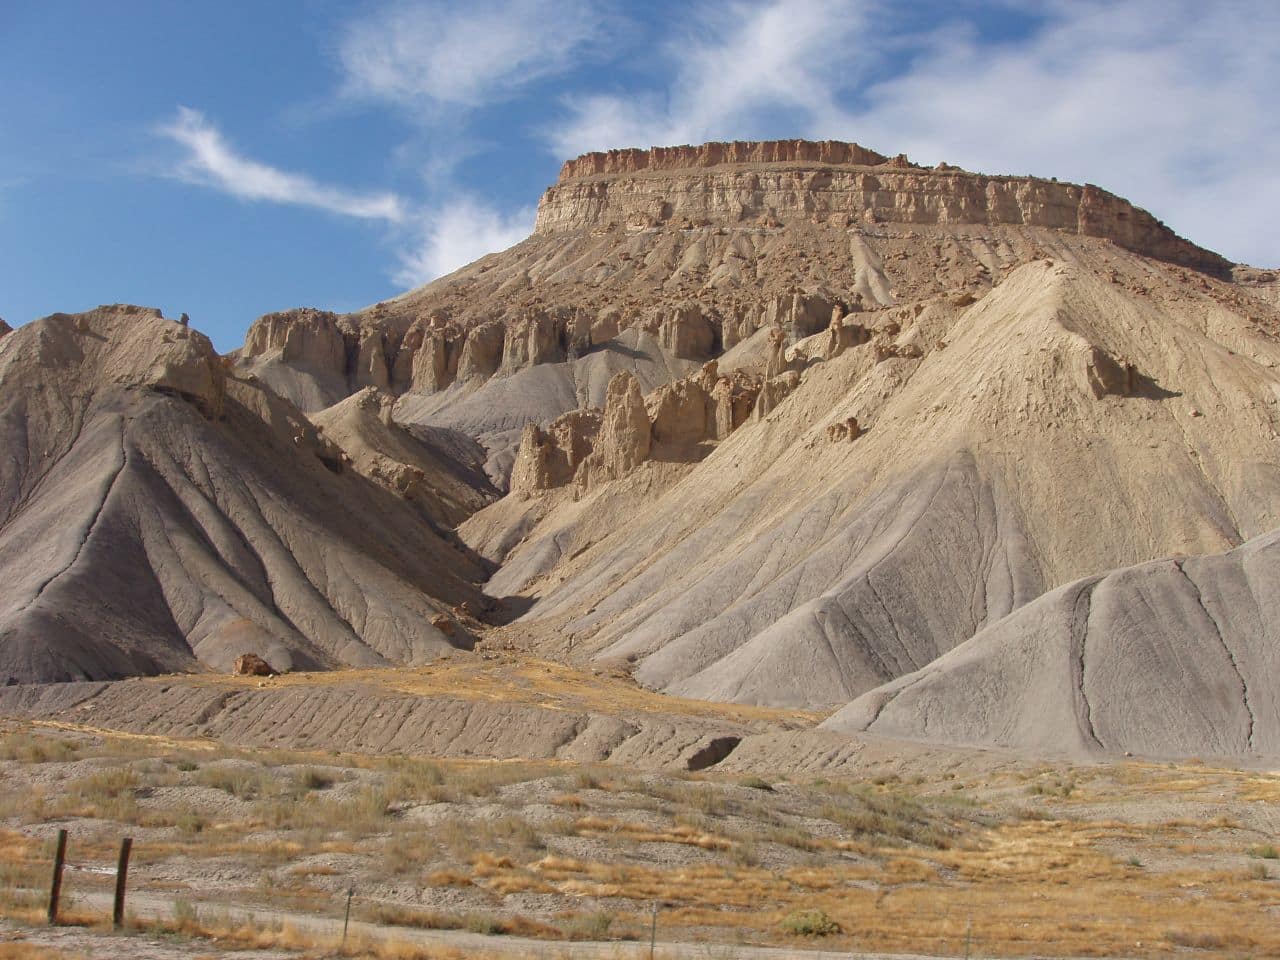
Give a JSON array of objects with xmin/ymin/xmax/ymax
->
[{"xmin": 780, "ymin": 908, "xmax": 841, "ymax": 937}]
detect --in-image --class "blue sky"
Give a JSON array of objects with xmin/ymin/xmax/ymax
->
[{"xmin": 2, "ymin": 0, "xmax": 1276, "ymax": 351}]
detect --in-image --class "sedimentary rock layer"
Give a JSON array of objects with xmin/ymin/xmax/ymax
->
[{"xmin": 539, "ymin": 142, "xmax": 1230, "ymax": 278}]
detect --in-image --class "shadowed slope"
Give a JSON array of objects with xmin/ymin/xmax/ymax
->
[{"xmin": 0, "ymin": 307, "xmax": 488, "ymax": 684}]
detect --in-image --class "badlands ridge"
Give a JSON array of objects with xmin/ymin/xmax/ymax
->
[{"xmin": 2, "ymin": 140, "xmax": 1279, "ymax": 766}]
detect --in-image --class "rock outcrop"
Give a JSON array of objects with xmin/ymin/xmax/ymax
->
[
  {"xmin": 232, "ymin": 653, "xmax": 276, "ymax": 677},
  {"xmin": 0, "ymin": 318, "xmax": 11, "ymax": 339},
  {"xmin": 454, "ymin": 319, "xmax": 505, "ymax": 382},
  {"xmin": 502, "ymin": 310, "xmax": 566, "ymax": 372},
  {"xmin": 508, "ymin": 360, "xmax": 767, "ymax": 497},
  {"xmin": 824, "ymin": 313, "xmax": 869, "ymax": 359},
  {"xmin": 243, "ymin": 307, "xmax": 346, "ymax": 374},
  {"xmin": 509, "ymin": 409, "xmax": 602, "ymax": 498},
  {"xmin": 577, "ymin": 372, "xmax": 652, "ymax": 489},
  {"xmin": 538, "ymin": 141, "xmax": 1231, "ymax": 278},
  {"xmin": 556, "ymin": 140, "xmax": 890, "ymax": 181},
  {"xmin": 656, "ymin": 305, "xmax": 716, "ymax": 360},
  {"xmin": 754, "ymin": 371, "xmax": 800, "ymax": 420}
]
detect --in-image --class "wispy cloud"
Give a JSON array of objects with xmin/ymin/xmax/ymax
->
[
  {"xmin": 842, "ymin": 0, "xmax": 1280, "ymax": 264},
  {"xmin": 393, "ymin": 199, "xmax": 534, "ymax": 287},
  {"xmin": 158, "ymin": 107, "xmax": 406, "ymax": 222},
  {"xmin": 549, "ymin": 0, "xmax": 1279, "ymax": 266},
  {"xmin": 339, "ymin": 0, "xmax": 603, "ymax": 113},
  {"xmin": 551, "ymin": 0, "xmax": 873, "ymax": 157}
]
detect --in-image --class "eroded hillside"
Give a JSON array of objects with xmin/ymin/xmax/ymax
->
[{"xmin": 4, "ymin": 140, "xmax": 1280, "ymax": 763}]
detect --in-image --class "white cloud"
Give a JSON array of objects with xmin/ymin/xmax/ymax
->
[
  {"xmin": 551, "ymin": 0, "xmax": 872, "ymax": 157},
  {"xmin": 340, "ymin": 0, "xmax": 602, "ymax": 112},
  {"xmin": 840, "ymin": 0, "xmax": 1280, "ymax": 265},
  {"xmin": 550, "ymin": 0, "xmax": 1279, "ymax": 266},
  {"xmin": 158, "ymin": 107, "xmax": 406, "ymax": 222},
  {"xmin": 393, "ymin": 199, "xmax": 535, "ymax": 287}
]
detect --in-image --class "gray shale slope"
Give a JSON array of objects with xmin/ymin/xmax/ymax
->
[
  {"xmin": 4, "ymin": 141, "xmax": 1280, "ymax": 763},
  {"xmin": 0, "ymin": 306, "xmax": 489, "ymax": 684},
  {"xmin": 825, "ymin": 526, "xmax": 1280, "ymax": 759}
]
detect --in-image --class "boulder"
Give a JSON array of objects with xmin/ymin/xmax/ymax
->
[
  {"xmin": 827, "ymin": 416, "xmax": 861, "ymax": 442},
  {"xmin": 232, "ymin": 653, "xmax": 276, "ymax": 677}
]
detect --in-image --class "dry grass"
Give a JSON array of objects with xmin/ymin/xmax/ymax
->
[
  {"xmin": 3, "ymin": 722, "xmax": 1279, "ymax": 958},
  {"xmin": 0, "ymin": 945, "xmax": 88, "ymax": 960},
  {"xmin": 177, "ymin": 657, "xmax": 821, "ymax": 726}
]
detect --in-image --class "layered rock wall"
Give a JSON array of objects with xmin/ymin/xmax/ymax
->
[
  {"xmin": 537, "ymin": 141, "xmax": 1230, "ymax": 277},
  {"xmin": 556, "ymin": 140, "xmax": 889, "ymax": 181}
]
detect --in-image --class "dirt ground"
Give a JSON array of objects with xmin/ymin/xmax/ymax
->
[{"xmin": 0, "ymin": 712, "xmax": 1277, "ymax": 959}]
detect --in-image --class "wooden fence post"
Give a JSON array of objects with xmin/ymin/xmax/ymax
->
[
  {"xmin": 342, "ymin": 886, "xmax": 354, "ymax": 948},
  {"xmin": 112, "ymin": 837, "xmax": 132, "ymax": 929},
  {"xmin": 47, "ymin": 829, "xmax": 67, "ymax": 925}
]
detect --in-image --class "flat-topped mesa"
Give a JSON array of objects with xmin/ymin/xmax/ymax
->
[
  {"xmin": 537, "ymin": 139, "xmax": 1231, "ymax": 278},
  {"xmin": 556, "ymin": 140, "xmax": 890, "ymax": 182}
]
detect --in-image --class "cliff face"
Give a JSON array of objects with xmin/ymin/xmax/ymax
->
[
  {"xmin": 538, "ymin": 141, "xmax": 1230, "ymax": 278},
  {"xmin": 556, "ymin": 140, "xmax": 890, "ymax": 181}
]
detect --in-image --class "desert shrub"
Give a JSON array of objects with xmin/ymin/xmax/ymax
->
[
  {"xmin": 740, "ymin": 776, "xmax": 773, "ymax": 791},
  {"xmin": 292, "ymin": 767, "xmax": 335, "ymax": 792},
  {"xmin": 1165, "ymin": 929, "xmax": 1225, "ymax": 949},
  {"xmin": 1248, "ymin": 844, "xmax": 1279, "ymax": 859},
  {"xmin": 780, "ymin": 908, "xmax": 841, "ymax": 937},
  {"xmin": 196, "ymin": 764, "xmax": 272, "ymax": 800},
  {"xmin": 171, "ymin": 898, "xmax": 199, "ymax": 929},
  {"xmin": 61, "ymin": 767, "xmax": 139, "ymax": 821},
  {"xmin": 562, "ymin": 909, "xmax": 615, "ymax": 940},
  {"xmin": 731, "ymin": 840, "xmax": 760, "ymax": 867},
  {"xmin": 1027, "ymin": 776, "xmax": 1076, "ymax": 798},
  {"xmin": 464, "ymin": 913, "xmax": 502, "ymax": 935},
  {"xmin": 255, "ymin": 785, "xmax": 389, "ymax": 837},
  {"xmin": 172, "ymin": 806, "xmax": 206, "ymax": 835},
  {"xmin": 0, "ymin": 733, "xmax": 77, "ymax": 764},
  {"xmin": 384, "ymin": 757, "xmax": 448, "ymax": 803},
  {"xmin": 818, "ymin": 785, "xmax": 951, "ymax": 848}
]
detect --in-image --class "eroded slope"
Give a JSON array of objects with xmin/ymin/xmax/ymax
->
[{"xmin": 0, "ymin": 306, "xmax": 488, "ymax": 683}]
